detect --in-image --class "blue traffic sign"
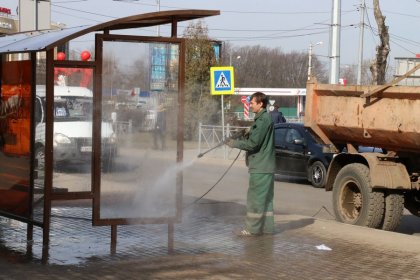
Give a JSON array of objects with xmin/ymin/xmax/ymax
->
[{"xmin": 210, "ymin": 66, "xmax": 235, "ymax": 95}]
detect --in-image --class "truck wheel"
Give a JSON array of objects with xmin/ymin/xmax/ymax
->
[
  {"xmin": 309, "ymin": 161, "xmax": 326, "ymax": 188},
  {"xmin": 404, "ymin": 191, "xmax": 420, "ymax": 217},
  {"xmin": 380, "ymin": 192, "xmax": 404, "ymax": 231},
  {"xmin": 332, "ymin": 163, "xmax": 384, "ymax": 228}
]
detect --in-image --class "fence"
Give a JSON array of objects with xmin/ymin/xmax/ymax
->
[
  {"xmin": 113, "ymin": 120, "xmax": 133, "ymax": 135},
  {"xmin": 197, "ymin": 116, "xmax": 302, "ymax": 159},
  {"xmin": 197, "ymin": 123, "xmax": 248, "ymax": 160}
]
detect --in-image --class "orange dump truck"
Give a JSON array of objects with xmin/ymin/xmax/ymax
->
[{"xmin": 304, "ymin": 78, "xmax": 420, "ymax": 231}]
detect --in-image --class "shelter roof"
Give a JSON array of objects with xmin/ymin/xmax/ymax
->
[{"xmin": 0, "ymin": 9, "xmax": 219, "ymax": 54}]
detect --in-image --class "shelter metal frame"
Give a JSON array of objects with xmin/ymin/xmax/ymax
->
[{"xmin": 0, "ymin": 9, "xmax": 220, "ymax": 262}]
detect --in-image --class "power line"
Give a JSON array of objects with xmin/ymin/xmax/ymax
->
[
  {"xmin": 364, "ymin": 7, "xmax": 379, "ymax": 45},
  {"xmin": 218, "ymin": 30, "xmax": 331, "ymax": 42},
  {"xmin": 361, "ymin": 14, "xmax": 420, "ymax": 57},
  {"xmin": 51, "ymin": 3, "xmax": 117, "ymax": 19},
  {"xmin": 390, "ymin": 38, "xmax": 417, "ymax": 55},
  {"xmin": 366, "ymin": 6, "xmax": 420, "ymax": 20},
  {"xmin": 217, "ymin": 25, "xmax": 358, "ymax": 42},
  {"xmin": 207, "ymin": 26, "xmax": 330, "ymax": 33},
  {"xmin": 50, "ymin": 1, "xmax": 419, "ymax": 57},
  {"xmin": 52, "ymin": 9, "xmax": 105, "ymax": 23},
  {"xmin": 51, "ymin": 2, "xmax": 336, "ymax": 40},
  {"xmin": 121, "ymin": 1, "xmax": 355, "ymax": 15}
]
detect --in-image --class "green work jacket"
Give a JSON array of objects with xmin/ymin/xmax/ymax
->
[{"xmin": 233, "ymin": 108, "xmax": 275, "ymax": 173}]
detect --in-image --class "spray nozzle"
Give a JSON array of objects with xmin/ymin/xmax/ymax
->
[{"xmin": 196, "ymin": 127, "xmax": 250, "ymax": 158}]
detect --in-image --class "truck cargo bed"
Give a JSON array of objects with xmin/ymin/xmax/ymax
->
[{"xmin": 304, "ymin": 80, "xmax": 420, "ymax": 153}]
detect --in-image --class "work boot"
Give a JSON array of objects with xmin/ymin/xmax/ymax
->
[{"xmin": 233, "ymin": 228, "xmax": 261, "ymax": 237}]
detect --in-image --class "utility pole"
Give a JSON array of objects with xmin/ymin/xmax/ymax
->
[
  {"xmin": 156, "ymin": 0, "xmax": 160, "ymax": 36},
  {"xmin": 357, "ymin": 0, "xmax": 366, "ymax": 85},
  {"xmin": 34, "ymin": 0, "xmax": 38, "ymax": 30},
  {"xmin": 308, "ymin": 42, "xmax": 323, "ymax": 80},
  {"xmin": 329, "ymin": 0, "xmax": 341, "ymax": 84}
]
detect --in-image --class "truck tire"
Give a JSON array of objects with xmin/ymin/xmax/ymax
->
[
  {"xmin": 404, "ymin": 191, "xmax": 420, "ymax": 217},
  {"xmin": 309, "ymin": 161, "xmax": 327, "ymax": 188},
  {"xmin": 332, "ymin": 163, "xmax": 384, "ymax": 228},
  {"xmin": 381, "ymin": 192, "xmax": 404, "ymax": 231}
]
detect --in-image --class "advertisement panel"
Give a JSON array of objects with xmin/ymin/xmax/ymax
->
[{"xmin": 0, "ymin": 60, "xmax": 32, "ymax": 218}]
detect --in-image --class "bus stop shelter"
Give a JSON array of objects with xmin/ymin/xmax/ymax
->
[{"xmin": 0, "ymin": 9, "xmax": 219, "ymax": 262}]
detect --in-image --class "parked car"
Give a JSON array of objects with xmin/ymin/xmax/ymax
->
[
  {"xmin": 274, "ymin": 123, "xmax": 335, "ymax": 188},
  {"xmin": 34, "ymin": 85, "xmax": 117, "ymax": 172}
]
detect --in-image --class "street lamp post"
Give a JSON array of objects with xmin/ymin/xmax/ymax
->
[
  {"xmin": 307, "ymin": 42, "xmax": 323, "ymax": 80},
  {"xmin": 229, "ymin": 53, "xmax": 241, "ymax": 67}
]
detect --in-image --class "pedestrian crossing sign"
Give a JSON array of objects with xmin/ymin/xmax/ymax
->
[{"xmin": 210, "ymin": 66, "xmax": 235, "ymax": 95}]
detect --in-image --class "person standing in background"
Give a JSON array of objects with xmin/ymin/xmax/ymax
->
[
  {"xmin": 270, "ymin": 103, "xmax": 286, "ymax": 124},
  {"xmin": 153, "ymin": 103, "xmax": 166, "ymax": 150}
]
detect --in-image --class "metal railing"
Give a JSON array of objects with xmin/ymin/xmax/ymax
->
[
  {"xmin": 198, "ymin": 123, "xmax": 248, "ymax": 159},
  {"xmin": 197, "ymin": 117, "xmax": 303, "ymax": 159},
  {"xmin": 113, "ymin": 120, "xmax": 133, "ymax": 135}
]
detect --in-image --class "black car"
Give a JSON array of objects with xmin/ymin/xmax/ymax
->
[{"xmin": 274, "ymin": 123, "xmax": 334, "ymax": 188}]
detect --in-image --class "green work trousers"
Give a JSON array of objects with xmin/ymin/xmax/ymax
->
[{"xmin": 245, "ymin": 173, "xmax": 274, "ymax": 234}]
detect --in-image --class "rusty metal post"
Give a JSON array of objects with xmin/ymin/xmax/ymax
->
[
  {"xmin": 168, "ymin": 223, "xmax": 174, "ymax": 254},
  {"xmin": 42, "ymin": 48, "xmax": 55, "ymax": 263},
  {"xmin": 111, "ymin": 225, "xmax": 117, "ymax": 254}
]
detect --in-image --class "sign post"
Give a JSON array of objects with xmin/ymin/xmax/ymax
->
[
  {"xmin": 210, "ymin": 66, "xmax": 235, "ymax": 145},
  {"xmin": 241, "ymin": 95, "xmax": 249, "ymax": 120}
]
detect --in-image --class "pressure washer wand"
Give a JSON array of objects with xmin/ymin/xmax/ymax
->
[
  {"xmin": 197, "ymin": 140, "xmax": 227, "ymax": 158},
  {"xmin": 197, "ymin": 128, "xmax": 248, "ymax": 158}
]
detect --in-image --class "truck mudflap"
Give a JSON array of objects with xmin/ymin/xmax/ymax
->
[{"xmin": 325, "ymin": 152, "xmax": 411, "ymax": 191}]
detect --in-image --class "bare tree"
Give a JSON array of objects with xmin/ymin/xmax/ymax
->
[
  {"xmin": 370, "ymin": 0, "xmax": 390, "ymax": 85},
  {"xmin": 126, "ymin": 59, "xmax": 149, "ymax": 91},
  {"xmin": 341, "ymin": 59, "xmax": 396, "ymax": 86},
  {"xmin": 232, "ymin": 46, "xmax": 327, "ymax": 88}
]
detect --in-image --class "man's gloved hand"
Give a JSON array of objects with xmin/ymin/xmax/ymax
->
[
  {"xmin": 225, "ymin": 138, "xmax": 235, "ymax": 148},
  {"xmin": 243, "ymin": 127, "xmax": 250, "ymax": 136}
]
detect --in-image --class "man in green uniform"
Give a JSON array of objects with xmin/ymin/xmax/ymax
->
[{"xmin": 226, "ymin": 92, "xmax": 275, "ymax": 236}]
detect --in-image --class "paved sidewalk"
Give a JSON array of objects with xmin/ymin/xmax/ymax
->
[
  {"xmin": 1, "ymin": 203, "xmax": 420, "ymax": 279},
  {"xmin": 1, "ymin": 150, "xmax": 420, "ymax": 279}
]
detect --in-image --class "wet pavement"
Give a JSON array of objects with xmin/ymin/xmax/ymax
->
[
  {"xmin": 1, "ymin": 149, "xmax": 420, "ymax": 279},
  {"xmin": 1, "ymin": 199, "xmax": 420, "ymax": 279}
]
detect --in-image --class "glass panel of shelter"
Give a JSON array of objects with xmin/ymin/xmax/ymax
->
[
  {"xmin": 51, "ymin": 65, "xmax": 94, "ymax": 193},
  {"xmin": 99, "ymin": 40, "xmax": 180, "ymax": 220}
]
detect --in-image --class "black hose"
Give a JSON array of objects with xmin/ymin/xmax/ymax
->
[{"xmin": 185, "ymin": 150, "xmax": 242, "ymax": 208}]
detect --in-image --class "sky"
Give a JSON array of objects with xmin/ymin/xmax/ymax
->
[{"xmin": 1, "ymin": 0, "xmax": 420, "ymax": 68}]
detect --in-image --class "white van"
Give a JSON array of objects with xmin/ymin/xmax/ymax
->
[{"xmin": 34, "ymin": 85, "xmax": 117, "ymax": 171}]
